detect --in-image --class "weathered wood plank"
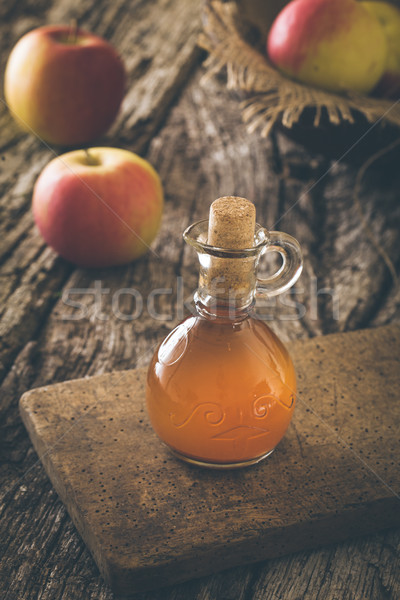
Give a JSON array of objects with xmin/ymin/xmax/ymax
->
[
  {"xmin": 18, "ymin": 326, "xmax": 400, "ymax": 595},
  {"xmin": 0, "ymin": 0, "xmax": 204, "ymax": 383}
]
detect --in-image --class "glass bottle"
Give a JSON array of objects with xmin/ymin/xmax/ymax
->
[{"xmin": 146, "ymin": 205, "xmax": 302, "ymax": 469}]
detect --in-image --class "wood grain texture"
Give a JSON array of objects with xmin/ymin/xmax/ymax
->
[
  {"xmin": 19, "ymin": 326, "xmax": 400, "ymax": 596},
  {"xmin": 0, "ymin": 0, "xmax": 203, "ymax": 381},
  {"xmin": 1, "ymin": 0, "xmax": 400, "ymax": 597}
]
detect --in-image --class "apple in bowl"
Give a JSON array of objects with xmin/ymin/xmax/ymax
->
[
  {"xmin": 267, "ymin": 0, "xmax": 388, "ymax": 95},
  {"xmin": 4, "ymin": 25, "xmax": 125, "ymax": 146},
  {"xmin": 32, "ymin": 148, "xmax": 163, "ymax": 267},
  {"xmin": 362, "ymin": 1, "xmax": 400, "ymax": 99}
]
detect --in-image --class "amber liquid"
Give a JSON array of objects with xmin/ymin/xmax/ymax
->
[{"xmin": 146, "ymin": 313, "xmax": 296, "ymax": 467}]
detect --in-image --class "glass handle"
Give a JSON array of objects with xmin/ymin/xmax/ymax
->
[{"xmin": 256, "ymin": 231, "xmax": 303, "ymax": 298}]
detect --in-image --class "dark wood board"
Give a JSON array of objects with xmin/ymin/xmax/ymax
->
[{"xmin": 19, "ymin": 325, "xmax": 400, "ymax": 597}]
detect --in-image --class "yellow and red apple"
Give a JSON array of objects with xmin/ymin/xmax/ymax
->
[
  {"xmin": 267, "ymin": 0, "xmax": 388, "ymax": 95},
  {"xmin": 4, "ymin": 25, "xmax": 125, "ymax": 146},
  {"xmin": 362, "ymin": 1, "xmax": 400, "ymax": 99},
  {"xmin": 32, "ymin": 148, "xmax": 163, "ymax": 267}
]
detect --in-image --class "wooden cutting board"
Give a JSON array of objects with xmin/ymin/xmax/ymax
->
[{"xmin": 19, "ymin": 325, "xmax": 400, "ymax": 597}]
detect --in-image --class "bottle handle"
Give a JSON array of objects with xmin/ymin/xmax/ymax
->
[{"xmin": 256, "ymin": 231, "xmax": 303, "ymax": 298}]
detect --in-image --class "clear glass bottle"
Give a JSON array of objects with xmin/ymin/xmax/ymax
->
[{"xmin": 146, "ymin": 217, "xmax": 302, "ymax": 468}]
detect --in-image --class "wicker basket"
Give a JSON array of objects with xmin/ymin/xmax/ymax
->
[{"xmin": 198, "ymin": 1, "xmax": 400, "ymax": 162}]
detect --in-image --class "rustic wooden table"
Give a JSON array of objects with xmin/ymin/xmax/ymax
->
[{"xmin": 1, "ymin": 0, "xmax": 399, "ymax": 598}]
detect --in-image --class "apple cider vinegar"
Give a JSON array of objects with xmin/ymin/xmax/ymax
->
[{"xmin": 146, "ymin": 197, "xmax": 302, "ymax": 468}]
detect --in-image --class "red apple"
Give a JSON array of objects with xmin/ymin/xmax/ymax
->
[
  {"xmin": 32, "ymin": 147, "xmax": 163, "ymax": 267},
  {"xmin": 362, "ymin": 1, "xmax": 400, "ymax": 99},
  {"xmin": 4, "ymin": 25, "xmax": 125, "ymax": 146},
  {"xmin": 267, "ymin": 0, "xmax": 388, "ymax": 95}
]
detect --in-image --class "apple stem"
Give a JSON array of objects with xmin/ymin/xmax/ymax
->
[
  {"xmin": 84, "ymin": 149, "xmax": 99, "ymax": 166},
  {"xmin": 68, "ymin": 19, "xmax": 78, "ymax": 44}
]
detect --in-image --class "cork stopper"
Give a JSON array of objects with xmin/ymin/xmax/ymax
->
[
  {"xmin": 200, "ymin": 196, "xmax": 257, "ymax": 308},
  {"xmin": 208, "ymin": 196, "xmax": 256, "ymax": 249}
]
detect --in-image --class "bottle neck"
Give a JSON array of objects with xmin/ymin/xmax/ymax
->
[
  {"xmin": 194, "ymin": 291, "xmax": 254, "ymax": 321},
  {"xmin": 195, "ymin": 253, "xmax": 257, "ymax": 320}
]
